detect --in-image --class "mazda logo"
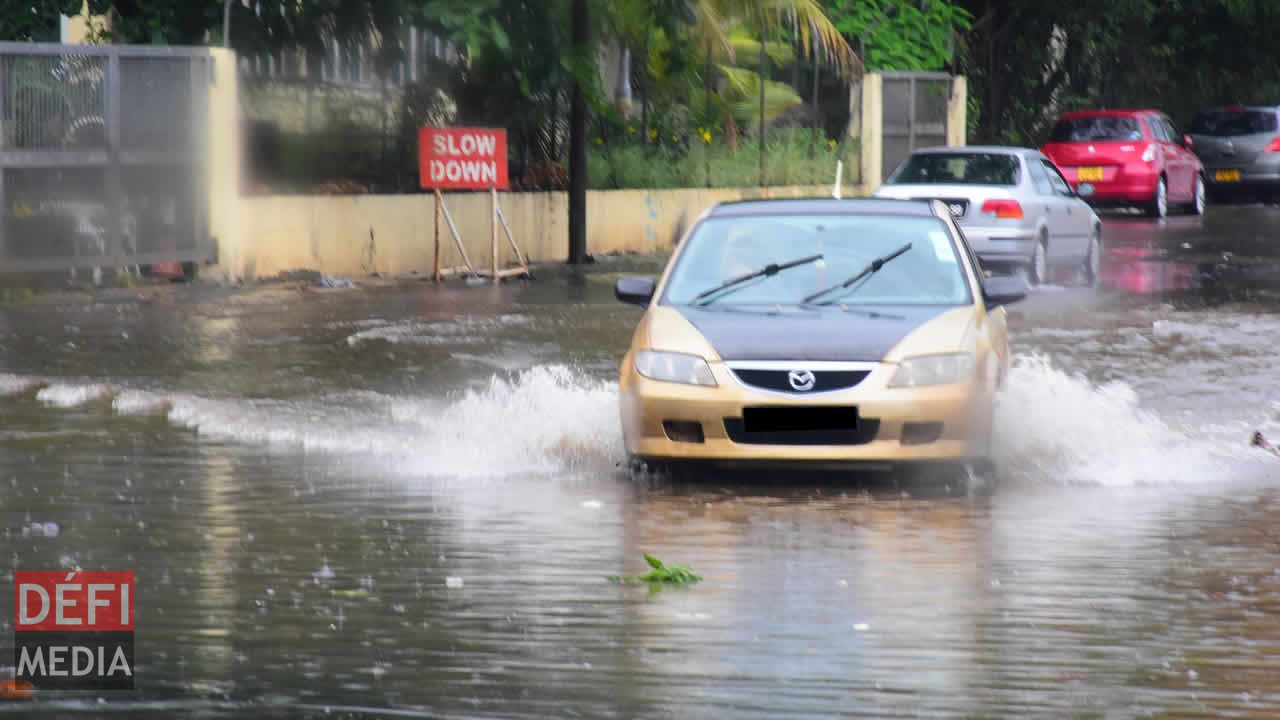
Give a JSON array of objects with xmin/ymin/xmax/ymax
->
[{"xmin": 787, "ymin": 369, "xmax": 816, "ymax": 392}]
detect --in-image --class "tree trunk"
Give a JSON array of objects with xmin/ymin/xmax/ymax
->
[
  {"xmin": 758, "ymin": 29, "xmax": 767, "ymax": 187},
  {"xmin": 640, "ymin": 33, "xmax": 650, "ymax": 153},
  {"xmin": 567, "ymin": 0, "xmax": 589, "ymax": 265},
  {"xmin": 704, "ymin": 40, "xmax": 712, "ymax": 187}
]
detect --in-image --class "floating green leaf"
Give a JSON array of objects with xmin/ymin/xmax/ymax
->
[{"xmin": 611, "ymin": 552, "xmax": 702, "ymax": 586}]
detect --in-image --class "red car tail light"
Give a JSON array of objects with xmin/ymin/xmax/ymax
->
[
  {"xmin": 1266, "ymin": 136, "xmax": 1280, "ymax": 152},
  {"xmin": 980, "ymin": 199, "xmax": 1024, "ymax": 219}
]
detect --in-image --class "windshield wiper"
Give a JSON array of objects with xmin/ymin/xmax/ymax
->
[
  {"xmin": 692, "ymin": 253, "xmax": 823, "ymax": 306},
  {"xmin": 801, "ymin": 243, "xmax": 912, "ymax": 305}
]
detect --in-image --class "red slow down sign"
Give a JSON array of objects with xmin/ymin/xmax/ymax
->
[{"xmin": 419, "ymin": 127, "xmax": 509, "ymax": 190}]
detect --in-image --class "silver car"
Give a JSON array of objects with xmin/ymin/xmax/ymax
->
[
  {"xmin": 874, "ymin": 146, "xmax": 1102, "ymax": 286},
  {"xmin": 1189, "ymin": 106, "xmax": 1280, "ymax": 202}
]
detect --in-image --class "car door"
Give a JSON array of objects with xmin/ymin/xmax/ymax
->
[
  {"xmin": 1024, "ymin": 156, "xmax": 1060, "ymax": 235},
  {"xmin": 1156, "ymin": 114, "xmax": 1193, "ymax": 200},
  {"xmin": 1165, "ymin": 115, "xmax": 1200, "ymax": 199},
  {"xmin": 1037, "ymin": 158, "xmax": 1089, "ymax": 261}
]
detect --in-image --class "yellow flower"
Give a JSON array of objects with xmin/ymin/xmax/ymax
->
[
  {"xmin": 671, "ymin": 134, "xmax": 678, "ymax": 142},
  {"xmin": 827, "ymin": 139, "xmax": 838, "ymax": 151},
  {"xmin": 647, "ymin": 128, "xmax": 658, "ymax": 140},
  {"xmin": 627, "ymin": 125, "xmax": 636, "ymax": 134},
  {"xmin": 700, "ymin": 129, "xmax": 712, "ymax": 144},
  {"xmin": 594, "ymin": 137, "xmax": 604, "ymax": 145}
]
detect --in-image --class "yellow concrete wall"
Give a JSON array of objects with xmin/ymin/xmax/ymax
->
[{"xmin": 231, "ymin": 185, "xmax": 858, "ymax": 280}]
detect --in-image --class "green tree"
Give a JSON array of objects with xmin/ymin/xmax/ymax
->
[
  {"xmin": 827, "ymin": 0, "xmax": 970, "ymax": 71},
  {"xmin": 0, "ymin": 0, "xmax": 88, "ymax": 40}
]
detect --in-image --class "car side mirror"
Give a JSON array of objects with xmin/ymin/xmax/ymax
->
[
  {"xmin": 1077, "ymin": 182, "xmax": 1095, "ymax": 198},
  {"xmin": 982, "ymin": 275, "xmax": 1029, "ymax": 307},
  {"xmin": 615, "ymin": 276, "xmax": 656, "ymax": 307},
  {"xmin": 1182, "ymin": 134, "xmax": 1194, "ymax": 149}
]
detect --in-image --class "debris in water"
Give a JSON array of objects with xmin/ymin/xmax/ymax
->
[
  {"xmin": 316, "ymin": 275, "xmax": 357, "ymax": 289},
  {"xmin": 580, "ymin": 500, "xmax": 603, "ymax": 509},
  {"xmin": 313, "ymin": 562, "xmax": 336, "ymax": 582},
  {"xmin": 609, "ymin": 553, "xmax": 702, "ymax": 585},
  {"xmin": 852, "ymin": 623, "xmax": 870, "ymax": 632},
  {"xmin": 23, "ymin": 522, "xmax": 60, "ymax": 538},
  {"xmin": 1251, "ymin": 431, "xmax": 1280, "ymax": 457},
  {"xmin": 445, "ymin": 576, "xmax": 464, "ymax": 589}
]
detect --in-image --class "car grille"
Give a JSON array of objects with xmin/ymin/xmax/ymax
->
[{"xmin": 729, "ymin": 369, "xmax": 870, "ymax": 394}]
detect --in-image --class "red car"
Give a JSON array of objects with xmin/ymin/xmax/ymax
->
[{"xmin": 1042, "ymin": 109, "xmax": 1205, "ymax": 218}]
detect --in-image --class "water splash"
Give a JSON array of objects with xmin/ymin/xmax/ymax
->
[{"xmin": 993, "ymin": 354, "xmax": 1245, "ymax": 485}]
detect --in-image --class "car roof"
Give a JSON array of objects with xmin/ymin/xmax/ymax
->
[
  {"xmin": 908, "ymin": 145, "xmax": 1039, "ymax": 156},
  {"xmin": 1060, "ymin": 109, "xmax": 1162, "ymax": 119},
  {"xmin": 708, "ymin": 198, "xmax": 938, "ymax": 218},
  {"xmin": 1198, "ymin": 105, "xmax": 1280, "ymax": 113}
]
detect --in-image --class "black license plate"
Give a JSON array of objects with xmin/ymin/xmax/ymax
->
[{"xmin": 742, "ymin": 406, "xmax": 858, "ymax": 433}]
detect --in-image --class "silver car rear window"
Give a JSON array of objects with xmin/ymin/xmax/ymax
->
[
  {"xmin": 887, "ymin": 153, "xmax": 1020, "ymax": 186},
  {"xmin": 1190, "ymin": 110, "xmax": 1278, "ymax": 136}
]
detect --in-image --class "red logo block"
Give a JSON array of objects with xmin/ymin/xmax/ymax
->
[{"xmin": 15, "ymin": 571, "xmax": 134, "ymax": 632}]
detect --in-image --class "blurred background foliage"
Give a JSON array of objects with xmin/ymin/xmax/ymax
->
[{"xmin": 6, "ymin": 1, "xmax": 1280, "ymax": 191}]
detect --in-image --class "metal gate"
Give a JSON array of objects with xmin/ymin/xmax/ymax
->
[
  {"xmin": 0, "ymin": 43, "xmax": 214, "ymax": 272},
  {"xmin": 880, "ymin": 72, "xmax": 953, "ymax": 182}
]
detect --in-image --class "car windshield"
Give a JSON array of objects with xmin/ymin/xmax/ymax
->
[
  {"xmin": 1050, "ymin": 116, "xmax": 1143, "ymax": 142},
  {"xmin": 1190, "ymin": 110, "xmax": 1278, "ymax": 136},
  {"xmin": 663, "ymin": 213, "xmax": 972, "ymax": 307},
  {"xmin": 887, "ymin": 153, "xmax": 1020, "ymax": 186}
]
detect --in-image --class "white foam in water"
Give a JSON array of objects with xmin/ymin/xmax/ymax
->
[
  {"xmin": 346, "ymin": 314, "xmax": 532, "ymax": 348},
  {"xmin": 0, "ymin": 373, "xmax": 39, "ymax": 396},
  {"xmin": 112, "ymin": 389, "xmax": 172, "ymax": 416},
  {"xmin": 993, "ymin": 354, "xmax": 1242, "ymax": 485},
  {"xmin": 36, "ymin": 383, "xmax": 116, "ymax": 408}
]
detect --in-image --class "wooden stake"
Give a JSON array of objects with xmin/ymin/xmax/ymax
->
[
  {"xmin": 439, "ymin": 196, "xmax": 475, "ymax": 273},
  {"xmin": 495, "ymin": 202, "xmax": 528, "ymax": 271},
  {"xmin": 433, "ymin": 188, "xmax": 442, "ymax": 282},
  {"xmin": 490, "ymin": 185, "xmax": 500, "ymax": 283}
]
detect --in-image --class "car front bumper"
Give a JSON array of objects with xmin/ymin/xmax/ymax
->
[{"xmin": 619, "ymin": 355, "xmax": 995, "ymax": 465}]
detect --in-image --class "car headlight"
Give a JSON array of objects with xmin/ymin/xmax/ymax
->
[
  {"xmin": 634, "ymin": 350, "xmax": 717, "ymax": 387},
  {"xmin": 889, "ymin": 353, "xmax": 976, "ymax": 388}
]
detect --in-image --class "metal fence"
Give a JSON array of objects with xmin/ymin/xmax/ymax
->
[
  {"xmin": 880, "ymin": 71, "xmax": 953, "ymax": 182},
  {"xmin": 0, "ymin": 43, "xmax": 215, "ymax": 272}
]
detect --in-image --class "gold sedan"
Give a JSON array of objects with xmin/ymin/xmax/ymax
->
[{"xmin": 614, "ymin": 198, "xmax": 1027, "ymax": 471}]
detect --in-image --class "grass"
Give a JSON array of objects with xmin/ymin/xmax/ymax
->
[{"xmin": 589, "ymin": 130, "xmax": 859, "ymax": 190}]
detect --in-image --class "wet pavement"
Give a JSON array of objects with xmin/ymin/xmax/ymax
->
[{"xmin": 2, "ymin": 204, "xmax": 1280, "ymax": 717}]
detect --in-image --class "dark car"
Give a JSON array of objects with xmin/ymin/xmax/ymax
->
[{"xmin": 1189, "ymin": 106, "xmax": 1280, "ymax": 202}]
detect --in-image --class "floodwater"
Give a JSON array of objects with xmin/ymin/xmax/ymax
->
[{"xmin": 3, "ymin": 206, "xmax": 1280, "ymax": 717}]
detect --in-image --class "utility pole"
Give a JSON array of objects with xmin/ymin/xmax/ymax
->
[
  {"xmin": 223, "ymin": 0, "xmax": 232, "ymax": 47},
  {"xmin": 567, "ymin": 0, "xmax": 589, "ymax": 265}
]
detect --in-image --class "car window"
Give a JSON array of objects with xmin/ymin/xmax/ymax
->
[
  {"xmin": 1190, "ymin": 109, "xmax": 1279, "ymax": 136},
  {"xmin": 1040, "ymin": 160, "xmax": 1073, "ymax": 196},
  {"xmin": 886, "ymin": 153, "xmax": 1020, "ymax": 186},
  {"xmin": 1160, "ymin": 116, "xmax": 1181, "ymax": 142},
  {"xmin": 1050, "ymin": 116, "xmax": 1142, "ymax": 142},
  {"xmin": 1146, "ymin": 117, "xmax": 1169, "ymax": 142},
  {"xmin": 662, "ymin": 214, "xmax": 972, "ymax": 306},
  {"xmin": 1026, "ymin": 158, "xmax": 1055, "ymax": 195}
]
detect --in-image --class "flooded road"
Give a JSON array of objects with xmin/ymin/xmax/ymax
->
[{"xmin": 3, "ymin": 205, "xmax": 1280, "ymax": 717}]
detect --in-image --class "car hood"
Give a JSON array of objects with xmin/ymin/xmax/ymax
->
[{"xmin": 665, "ymin": 304, "xmax": 968, "ymax": 362}]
